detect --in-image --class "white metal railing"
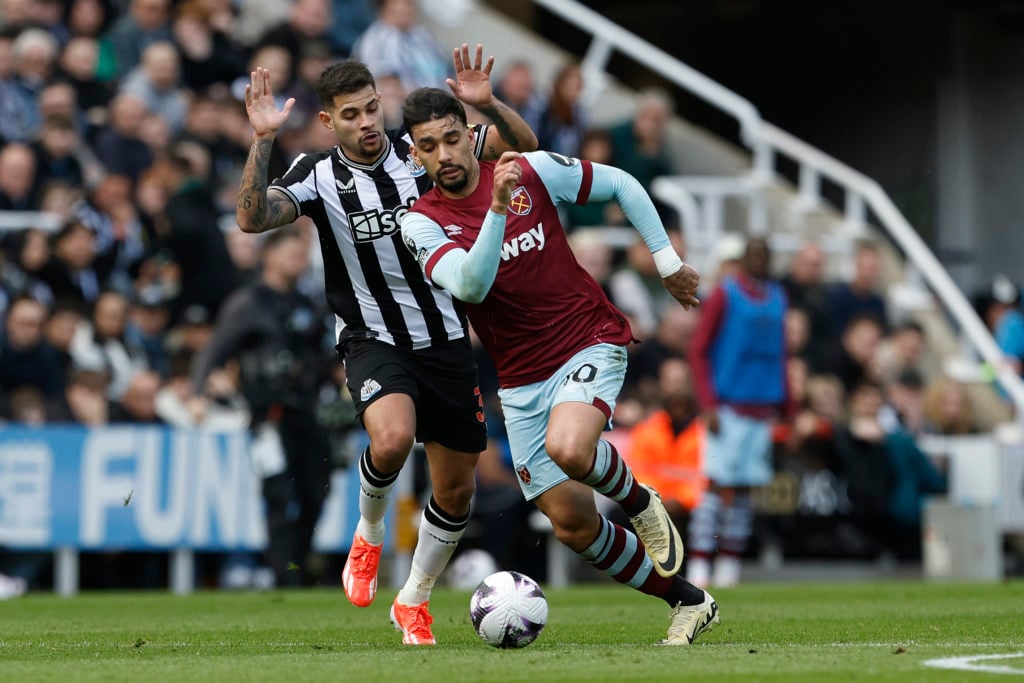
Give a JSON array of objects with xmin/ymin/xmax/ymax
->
[{"xmin": 531, "ymin": 0, "xmax": 1024, "ymax": 423}]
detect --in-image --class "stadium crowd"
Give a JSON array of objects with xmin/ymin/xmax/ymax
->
[{"xmin": 0, "ymin": 0, "xmax": 1020, "ymax": 596}]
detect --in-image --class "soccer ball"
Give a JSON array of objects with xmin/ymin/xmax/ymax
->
[{"xmin": 469, "ymin": 571, "xmax": 548, "ymax": 648}]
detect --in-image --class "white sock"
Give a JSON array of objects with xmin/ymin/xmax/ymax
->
[
  {"xmin": 396, "ymin": 497, "xmax": 467, "ymax": 605},
  {"xmin": 357, "ymin": 446, "xmax": 400, "ymax": 545}
]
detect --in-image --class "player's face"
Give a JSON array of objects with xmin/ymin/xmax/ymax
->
[
  {"xmin": 410, "ymin": 116, "xmax": 477, "ymax": 195},
  {"xmin": 319, "ymin": 85, "xmax": 386, "ymax": 164}
]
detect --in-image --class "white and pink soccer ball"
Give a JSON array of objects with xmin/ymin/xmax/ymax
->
[{"xmin": 469, "ymin": 571, "xmax": 548, "ymax": 648}]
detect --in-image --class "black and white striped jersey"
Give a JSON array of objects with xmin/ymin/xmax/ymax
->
[{"xmin": 271, "ymin": 126, "xmax": 490, "ymax": 349}]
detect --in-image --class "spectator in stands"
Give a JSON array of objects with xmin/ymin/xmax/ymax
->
[
  {"xmin": 535, "ymin": 63, "xmax": 588, "ymax": 158},
  {"xmin": 785, "ymin": 306, "xmax": 811, "ymax": 360},
  {"xmin": 38, "ymin": 219, "xmax": 102, "ymax": 311},
  {"xmin": 836, "ymin": 379, "xmax": 946, "ymax": 560},
  {"xmin": 167, "ymin": 303, "xmax": 214, "ymax": 356},
  {"xmin": 285, "ymin": 40, "xmax": 337, "ymax": 125},
  {"xmin": 880, "ymin": 368, "xmax": 926, "ymax": 436},
  {"xmin": 985, "ymin": 274, "xmax": 1024, "ymax": 378},
  {"xmin": 119, "ymin": 41, "xmax": 189, "ymax": 135},
  {"xmin": 101, "ymin": 0, "xmax": 172, "ymax": 80},
  {"xmin": 155, "ymin": 349, "xmax": 248, "ymax": 429},
  {"xmin": 0, "ymin": 142, "xmax": 39, "ymax": 210},
  {"xmin": 176, "ymin": 95, "xmax": 249, "ymax": 187},
  {"xmin": 328, "ymin": 0, "xmax": 375, "ymax": 56},
  {"xmin": 1, "ymin": 228, "xmax": 54, "ymax": 308},
  {"xmin": 0, "ymin": 28, "xmax": 59, "ymax": 143},
  {"xmin": 125, "ymin": 286, "xmax": 172, "ymax": 377},
  {"xmin": 58, "ymin": 36, "xmax": 114, "ymax": 127},
  {"xmin": 623, "ymin": 358, "xmax": 706, "ymax": 533},
  {"xmin": 30, "ymin": 114, "xmax": 85, "ymax": 198},
  {"xmin": 30, "ymin": 0, "xmax": 71, "ymax": 47},
  {"xmin": 624, "ymin": 306, "xmax": 699, "ymax": 406},
  {"xmin": 492, "ymin": 60, "xmax": 543, "ymax": 133},
  {"xmin": 818, "ymin": 313, "xmax": 884, "ymax": 394},
  {"xmin": 6, "ymin": 385, "xmax": 47, "ymax": 425},
  {"xmin": 922, "ymin": 375, "xmax": 976, "ymax": 435},
  {"xmin": 875, "ymin": 320, "xmax": 928, "ymax": 386},
  {"xmin": 92, "ymin": 93, "xmax": 154, "ymax": 180},
  {"xmin": 50, "ymin": 367, "xmax": 111, "ymax": 425},
  {"xmin": 74, "ymin": 172, "xmax": 147, "ymax": 286},
  {"xmin": 352, "ymin": 0, "xmax": 452, "ymax": 92},
  {"xmin": 608, "ymin": 87, "xmax": 675, "ymax": 196},
  {"xmin": 65, "ymin": 0, "xmax": 113, "ymax": 40},
  {"xmin": 826, "ymin": 240, "xmax": 887, "ymax": 339},
  {"xmin": 0, "ymin": 295, "xmax": 65, "ymax": 399},
  {"xmin": 154, "ymin": 153, "xmax": 240, "ymax": 321},
  {"xmin": 42, "ymin": 299, "xmax": 83, "ymax": 381},
  {"xmin": 69, "ymin": 289, "xmax": 146, "ymax": 399},
  {"xmin": 257, "ymin": 0, "xmax": 333, "ymax": 65},
  {"xmin": 110, "ymin": 369, "xmax": 162, "ymax": 423},
  {"xmin": 171, "ymin": 0, "xmax": 247, "ymax": 93},
  {"xmin": 687, "ymin": 236, "xmax": 789, "ymax": 589},
  {"xmin": 37, "ymin": 80, "xmax": 88, "ymax": 143},
  {"xmin": 780, "ymin": 241, "xmax": 832, "ymax": 367},
  {"xmin": 374, "ymin": 72, "xmax": 407, "ymax": 130}
]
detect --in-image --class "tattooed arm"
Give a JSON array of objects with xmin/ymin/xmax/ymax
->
[
  {"xmin": 446, "ymin": 43, "xmax": 538, "ymax": 160},
  {"xmin": 237, "ymin": 138, "xmax": 297, "ymax": 233},
  {"xmin": 236, "ymin": 67, "xmax": 298, "ymax": 233}
]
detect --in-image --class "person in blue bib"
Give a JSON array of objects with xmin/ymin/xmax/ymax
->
[{"xmin": 687, "ymin": 236, "xmax": 791, "ymax": 589}]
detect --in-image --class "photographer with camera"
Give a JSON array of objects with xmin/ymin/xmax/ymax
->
[{"xmin": 189, "ymin": 225, "xmax": 334, "ymax": 587}]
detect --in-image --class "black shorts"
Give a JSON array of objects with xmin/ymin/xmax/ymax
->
[{"xmin": 339, "ymin": 335, "xmax": 487, "ymax": 454}]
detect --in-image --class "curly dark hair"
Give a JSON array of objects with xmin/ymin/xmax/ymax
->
[{"xmin": 401, "ymin": 87, "xmax": 467, "ymax": 137}]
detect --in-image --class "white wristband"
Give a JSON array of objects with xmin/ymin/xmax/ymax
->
[{"xmin": 652, "ymin": 245, "xmax": 684, "ymax": 278}]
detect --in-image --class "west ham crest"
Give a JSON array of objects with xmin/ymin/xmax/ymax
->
[
  {"xmin": 508, "ymin": 186, "xmax": 532, "ymax": 216},
  {"xmin": 516, "ymin": 466, "xmax": 532, "ymax": 485}
]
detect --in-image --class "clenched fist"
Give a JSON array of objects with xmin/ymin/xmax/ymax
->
[{"xmin": 491, "ymin": 151, "xmax": 523, "ymax": 213}]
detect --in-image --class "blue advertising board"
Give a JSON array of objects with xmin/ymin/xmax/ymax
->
[{"xmin": 0, "ymin": 425, "xmax": 364, "ymax": 551}]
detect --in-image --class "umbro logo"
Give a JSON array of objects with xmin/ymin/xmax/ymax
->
[
  {"xmin": 336, "ymin": 176, "xmax": 356, "ymax": 193},
  {"xmin": 360, "ymin": 378, "xmax": 382, "ymax": 402},
  {"xmin": 443, "ymin": 224, "xmax": 462, "ymax": 236}
]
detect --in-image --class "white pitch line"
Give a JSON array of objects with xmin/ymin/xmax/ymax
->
[{"xmin": 923, "ymin": 653, "xmax": 1024, "ymax": 675}]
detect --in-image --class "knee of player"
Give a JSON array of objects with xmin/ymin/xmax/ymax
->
[
  {"xmin": 432, "ymin": 478, "xmax": 476, "ymax": 513},
  {"xmin": 544, "ymin": 434, "xmax": 595, "ymax": 476},
  {"xmin": 367, "ymin": 430, "xmax": 415, "ymax": 468}
]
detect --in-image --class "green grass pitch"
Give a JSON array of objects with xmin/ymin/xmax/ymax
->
[{"xmin": 1, "ymin": 580, "xmax": 1022, "ymax": 682}]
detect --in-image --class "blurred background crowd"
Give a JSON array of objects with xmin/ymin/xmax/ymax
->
[{"xmin": 1, "ymin": 0, "xmax": 1022, "ymax": 596}]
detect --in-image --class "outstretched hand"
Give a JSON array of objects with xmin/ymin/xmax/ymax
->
[
  {"xmin": 662, "ymin": 262, "xmax": 701, "ymax": 310},
  {"xmin": 446, "ymin": 43, "xmax": 495, "ymax": 109},
  {"xmin": 244, "ymin": 67, "xmax": 295, "ymax": 138}
]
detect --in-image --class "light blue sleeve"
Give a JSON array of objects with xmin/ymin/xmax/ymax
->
[
  {"xmin": 526, "ymin": 151, "xmax": 670, "ymax": 254},
  {"xmin": 401, "ymin": 210, "xmax": 507, "ymax": 304}
]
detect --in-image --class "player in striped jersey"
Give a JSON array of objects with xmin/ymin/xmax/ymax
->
[
  {"xmin": 236, "ymin": 45, "xmax": 538, "ymax": 645},
  {"xmin": 401, "ymin": 87, "xmax": 718, "ymax": 646}
]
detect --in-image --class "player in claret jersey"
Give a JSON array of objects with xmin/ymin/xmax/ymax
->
[{"xmin": 401, "ymin": 87, "xmax": 719, "ymax": 646}]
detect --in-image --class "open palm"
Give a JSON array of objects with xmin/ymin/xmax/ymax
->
[
  {"xmin": 446, "ymin": 43, "xmax": 495, "ymax": 108},
  {"xmin": 245, "ymin": 67, "xmax": 295, "ymax": 137}
]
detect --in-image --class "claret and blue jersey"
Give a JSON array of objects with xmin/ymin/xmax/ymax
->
[{"xmin": 402, "ymin": 151, "xmax": 635, "ymax": 388}]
